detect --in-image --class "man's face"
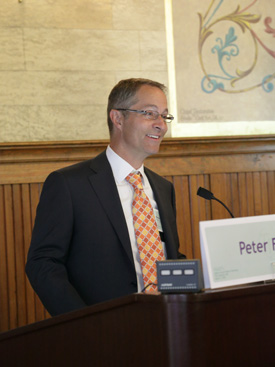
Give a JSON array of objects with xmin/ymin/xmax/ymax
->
[{"xmin": 115, "ymin": 85, "xmax": 169, "ymax": 167}]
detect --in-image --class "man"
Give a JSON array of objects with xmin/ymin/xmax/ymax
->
[{"xmin": 26, "ymin": 78, "xmax": 185, "ymax": 317}]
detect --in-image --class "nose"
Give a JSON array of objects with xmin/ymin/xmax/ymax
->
[{"xmin": 153, "ymin": 114, "xmax": 168, "ymax": 132}]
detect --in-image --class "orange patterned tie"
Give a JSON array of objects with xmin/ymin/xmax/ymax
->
[{"xmin": 126, "ymin": 172, "xmax": 165, "ymax": 291}]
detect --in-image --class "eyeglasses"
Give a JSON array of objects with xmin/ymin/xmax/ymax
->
[{"xmin": 115, "ymin": 109, "xmax": 174, "ymax": 123}]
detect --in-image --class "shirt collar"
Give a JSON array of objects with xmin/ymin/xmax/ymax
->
[{"xmin": 106, "ymin": 145, "xmax": 145, "ymax": 183}]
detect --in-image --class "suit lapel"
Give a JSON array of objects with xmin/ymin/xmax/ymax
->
[{"xmin": 88, "ymin": 152, "xmax": 134, "ymax": 267}]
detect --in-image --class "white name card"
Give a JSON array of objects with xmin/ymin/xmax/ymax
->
[{"xmin": 199, "ymin": 214, "xmax": 275, "ymax": 289}]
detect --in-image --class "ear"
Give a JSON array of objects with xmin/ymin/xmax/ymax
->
[{"xmin": 110, "ymin": 109, "xmax": 123, "ymax": 130}]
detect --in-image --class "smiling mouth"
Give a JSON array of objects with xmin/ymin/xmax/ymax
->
[{"xmin": 146, "ymin": 134, "xmax": 160, "ymax": 139}]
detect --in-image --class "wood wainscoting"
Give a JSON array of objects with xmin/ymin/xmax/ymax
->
[{"xmin": 1, "ymin": 136, "xmax": 275, "ymax": 332}]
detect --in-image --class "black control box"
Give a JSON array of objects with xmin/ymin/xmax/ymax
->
[{"xmin": 157, "ymin": 259, "xmax": 204, "ymax": 293}]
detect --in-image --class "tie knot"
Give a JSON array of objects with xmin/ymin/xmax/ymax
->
[{"xmin": 126, "ymin": 172, "xmax": 143, "ymax": 190}]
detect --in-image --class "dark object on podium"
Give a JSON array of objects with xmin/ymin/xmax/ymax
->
[
  {"xmin": 157, "ymin": 259, "xmax": 204, "ymax": 293},
  {"xmin": 0, "ymin": 283, "xmax": 274, "ymax": 366}
]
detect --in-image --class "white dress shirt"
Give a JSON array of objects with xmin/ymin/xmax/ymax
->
[{"xmin": 106, "ymin": 145, "xmax": 166, "ymax": 292}]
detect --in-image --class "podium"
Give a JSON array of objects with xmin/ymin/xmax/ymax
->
[{"xmin": 0, "ymin": 282, "xmax": 274, "ymax": 366}]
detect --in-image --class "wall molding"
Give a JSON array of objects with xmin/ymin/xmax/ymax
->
[{"xmin": 1, "ymin": 135, "xmax": 275, "ymax": 184}]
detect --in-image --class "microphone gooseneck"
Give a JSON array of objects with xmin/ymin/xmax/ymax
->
[{"xmin": 197, "ymin": 187, "xmax": 235, "ymax": 218}]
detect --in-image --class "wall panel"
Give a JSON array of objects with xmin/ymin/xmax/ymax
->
[
  {"xmin": 0, "ymin": 185, "xmax": 9, "ymax": 332},
  {"xmin": 1, "ymin": 136, "xmax": 275, "ymax": 332}
]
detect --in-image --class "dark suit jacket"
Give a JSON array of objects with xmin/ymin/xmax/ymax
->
[{"xmin": 26, "ymin": 151, "xmax": 183, "ymax": 316}]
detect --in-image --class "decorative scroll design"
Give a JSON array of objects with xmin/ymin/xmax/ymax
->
[{"xmin": 199, "ymin": 0, "xmax": 275, "ymax": 93}]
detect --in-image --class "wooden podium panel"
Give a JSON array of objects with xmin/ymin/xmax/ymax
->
[{"xmin": 0, "ymin": 283, "xmax": 275, "ymax": 366}]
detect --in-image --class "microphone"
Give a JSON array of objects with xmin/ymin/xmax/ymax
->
[{"xmin": 197, "ymin": 187, "xmax": 235, "ymax": 218}]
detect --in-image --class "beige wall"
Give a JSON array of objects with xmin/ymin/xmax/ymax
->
[{"xmin": 0, "ymin": 0, "xmax": 169, "ymax": 142}]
